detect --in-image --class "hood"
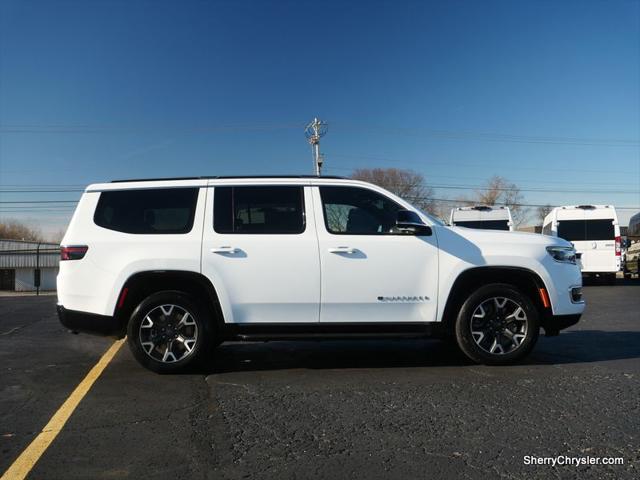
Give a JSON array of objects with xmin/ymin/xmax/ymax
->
[{"xmin": 445, "ymin": 226, "xmax": 572, "ymax": 249}]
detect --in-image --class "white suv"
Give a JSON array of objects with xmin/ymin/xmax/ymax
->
[{"xmin": 57, "ymin": 176, "xmax": 585, "ymax": 373}]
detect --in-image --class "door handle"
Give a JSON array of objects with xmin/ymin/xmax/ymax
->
[
  {"xmin": 211, "ymin": 246, "xmax": 239, "ymax": 254},
  {"xmin": 328, "ymin": 246, "xmax": 357, "ymax": 254}
]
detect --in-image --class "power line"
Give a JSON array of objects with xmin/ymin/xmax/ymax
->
[
  {"xmin": 0, "ymin": 184, "xmax": 86, "ymax": 187},
  {"xmin": 332, "ymin": 123, "xmax": 640, "ymax": 147},
  {"xmin": 428, "ymin": 184, "xmax": 639, "ymax": 194},
  {"xmin": 0, "ymin": 189, "xmax": 83, "ymax": 193},
  {"xmin": 1, "ymin": 182, "xmax": 638, "ymax": 195},
  {"xmin": 2, "ymin": 173, "xmax": 638, "ymax": 189},
  {"xmin": 0, "ymin": 123, "xmax": 304, "ymax": 133},
  {"xmin": 324, "ymin": 166, "xmax": 640, "ymax": 188},
  {"xmin": 326, "ymin": 153, "xmax": 640, "ymax": 174},
  {"xmin": 2, "ymin": 122, "xmax": 638, "ymax": 147},
  {"xmin": 0, "ymin": 200, "xmax": 78, "ymax": 204},
  {"xmin": 407, "ymin": 196, "xmax": 640, "ymax": 210},
  {"xmin": 341, "ymin": 181, "xmax": 639, "ymax": 195}
]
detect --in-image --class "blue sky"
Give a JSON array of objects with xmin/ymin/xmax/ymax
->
[{"xmin": 0, "ymin": 0, "xmax": 639, "ymax": 234}]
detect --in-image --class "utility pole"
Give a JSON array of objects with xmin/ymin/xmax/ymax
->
[{"xmin": 305, "ymin": 117, "xmax": 327, "ymax": 176}]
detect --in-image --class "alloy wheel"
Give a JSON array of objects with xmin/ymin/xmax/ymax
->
[
  {"xmin": 138, "ymin": 304, "xmax": 198, "ymax": 363},
  {"xmin": 470, "ymin": 297, "xmax": 528, "ymax": 355}
]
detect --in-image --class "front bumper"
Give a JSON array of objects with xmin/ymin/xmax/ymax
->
[
  {"xmin": 57, "ymin": 305, "xmax": 125, "ymax": 338},
  {"xmin": 541, "ymin": 313, "xmax": 582, "ymax": 336}
]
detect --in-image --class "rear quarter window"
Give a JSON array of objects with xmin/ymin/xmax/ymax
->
[{"xmin": 94, "ymin": 188, "xmax": 199, "ymax": 234}]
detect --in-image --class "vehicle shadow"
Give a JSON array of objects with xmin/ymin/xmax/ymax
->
[
  {"xmin": 583, "ymin": 276, "xmax": 640, "ymax": 286},
  {"xmin": 198, "ymin": 330, "xmax": 640, "ymax": 375}
]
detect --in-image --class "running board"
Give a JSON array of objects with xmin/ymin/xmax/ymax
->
[{"xmin": 221, "ymin": 322, "xmax": 443, "ymax": 341}]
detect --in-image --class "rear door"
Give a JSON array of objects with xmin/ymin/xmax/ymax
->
[
  {"xmin": 583, "ymin": 218, "xmax": 617, "ymax": 272},
  {"xmin": 201, "ymin": 183, "xmax": 320, "ymax": 324},
  {"xmin": 557, "ymin": 216, "xmax": 617, "ymax": 272}
]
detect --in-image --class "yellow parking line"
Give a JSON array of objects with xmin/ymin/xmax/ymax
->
[{"xmin": 1, "ymin": 339, "xmax": 125, "ymax": 480}]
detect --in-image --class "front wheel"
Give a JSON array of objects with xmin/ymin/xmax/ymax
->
[
  {"xmin": 454, "ymin": 284, "xmax": 540, "ymax": 365},
  {"xmin": 127, "ymin": 291, "xmax": 211, "ymax": 374}
]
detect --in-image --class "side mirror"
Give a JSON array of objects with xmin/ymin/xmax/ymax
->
[{"xmin": 396, "ymin": 210, "xmax": 432, "ymax": 236}]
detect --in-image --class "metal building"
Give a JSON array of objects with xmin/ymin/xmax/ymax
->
[{"xmin": 0, "ymin": 239, "xmax": 59, "ymax": 291}]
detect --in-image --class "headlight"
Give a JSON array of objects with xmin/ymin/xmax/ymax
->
[{"xmin": 546, "ymin": 246, "xmax": 577, "ymax": 264}]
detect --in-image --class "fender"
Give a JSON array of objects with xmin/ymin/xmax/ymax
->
[{"xmin": 438, "ymin": 265, "xmax": 551, "ymax": 328}]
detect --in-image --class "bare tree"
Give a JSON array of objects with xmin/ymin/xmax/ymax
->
[
  {"xmin": 0, "ymin": 220, "xmax": 44, "ymax": 242},
  {"xmin": 473, "ymin": 175, "xmax": 526, "ymax": 226},
  {"xmin": 536, "ymin": 204, "xmax": 553, "ymax": 225},
  {"xmin": 350, "ymin": 168, "xmax": 436, "ymax": 214}
]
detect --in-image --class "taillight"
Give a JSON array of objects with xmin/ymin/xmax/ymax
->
[
  {"xmin": 60, "ymin": 245, "xmax": 88, "ymax": 261},
  {"xmin": 615, "ymin": 236, "xmax": 621, "ymax": 256}
]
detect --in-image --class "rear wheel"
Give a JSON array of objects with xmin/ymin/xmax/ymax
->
[
  {"xmin": 455, "ymin": 284, "xmax": 540, "ymax": 365},
  {"xmin": 127, "ymin": 291, "xmax": 212, "ymax": 373}
]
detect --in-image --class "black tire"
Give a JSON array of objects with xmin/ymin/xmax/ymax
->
[
  {"xmin": 454, "ymin": 283, "xmax": 540, "ymax": 365},
  {"xmin": 604, "ymin": 273, "xmax": 617, "ymax": 285},
  {"xmin": 127, "ymin": 291, "xmax": 212, "ymax": 374}
]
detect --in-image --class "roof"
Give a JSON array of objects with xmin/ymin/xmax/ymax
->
[
  {"xmin": 453, "ymin": 205, "xmax": 509, "ymax": 212},
  {"xmin": 0, "ymin": 239, "xmax": 59, "ymax": 269},
  {"xmin": 555, "ymin": 205, "xmax": 614, "ymax": 210},
  {"xmin": 545, "ymin": 204, "xmax": 619, "ymax": 222}
]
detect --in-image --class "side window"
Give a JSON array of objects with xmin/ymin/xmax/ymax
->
[
  {"xmin": 94, "ymin": 188, "xmax": 199, "ymax": 234},
  {"xmin": 319, "ymin": 186, "xmax": 403, "ymax": 235},
  {"xmin": 214, "ymin": 186, "xmax": 305, "ymax": 234},
  {"xmin": 542, "ymin": 223, "xmax": 552, "ymax": 235}
]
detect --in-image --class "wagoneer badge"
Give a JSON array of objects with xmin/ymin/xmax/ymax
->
[{"xmin": 377, "ymin": 296, "xmax": 429, "ymax": 302}]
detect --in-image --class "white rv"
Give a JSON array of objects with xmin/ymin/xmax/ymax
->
[
  {"xmin": 450, "ymin": 206, "xmax": 514, "ymax": 231},
  {"xmin": 543, "ymin": 205, "xmax": 621, "ymax": 283}
]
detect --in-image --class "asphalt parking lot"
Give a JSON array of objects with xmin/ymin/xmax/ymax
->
[{"xmin": 1, "ymin": 281, "xmax": 639, "ymax": 480}]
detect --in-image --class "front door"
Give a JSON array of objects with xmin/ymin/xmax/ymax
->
[
  {"xmin": 201, "ymin": 184, "xmax": 320, "ymax": 324},
  {"xmin": 313, "ymin": 185, "xmax": 439, "ymax": 323}
]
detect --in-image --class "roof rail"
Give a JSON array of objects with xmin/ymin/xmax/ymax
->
[
  {"xmin": 111, "ymin": 174, "xmax": 345, "ymax": 183},
  {"xmin": 111, "ymin": 176, "xmax": 209, "ymax": 183}
]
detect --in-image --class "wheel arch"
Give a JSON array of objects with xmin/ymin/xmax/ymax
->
[
  {"xmin": 440, "ymin": 266, "xmax": 550, "ymax": 333},
  {"xmin": 113, "ymin": 270, "xmax": 225, "ymax": 335}
]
